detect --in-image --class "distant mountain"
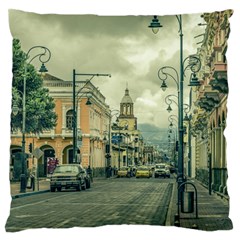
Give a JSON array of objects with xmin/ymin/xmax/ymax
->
[{"xmin": 138, "ymin": 123, "xmax": 169, "ymax": 148}]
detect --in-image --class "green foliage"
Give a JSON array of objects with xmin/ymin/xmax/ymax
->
[{"xmin": 11, "ymin": 38, "xmax": 57, "ymax": 134}]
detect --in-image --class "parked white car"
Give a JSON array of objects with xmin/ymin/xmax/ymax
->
[{"xmin": 154, "ymin": 163, "xmax": 170, "ymax": 178}]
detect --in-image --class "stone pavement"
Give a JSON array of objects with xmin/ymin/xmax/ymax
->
[
  {"xmin": 166, "ymin": 178, "xmax": 233, "ymax": 231},
  {"xmin": 9, "ymin": 177, "xmax": 233, "ymax": 231}
]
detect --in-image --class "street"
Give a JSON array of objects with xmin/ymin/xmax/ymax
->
[{"xmin": 6, "ymin": 177, "xmax": 174, "ymax": 232}]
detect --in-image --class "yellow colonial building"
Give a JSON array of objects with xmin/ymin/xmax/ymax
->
[{"xmin": 10, "ymin": 73, "xmax": 111, "ymax": 178}]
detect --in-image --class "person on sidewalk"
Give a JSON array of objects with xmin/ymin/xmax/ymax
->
[
  {"xmin": 106, "ymin": 165, "xmax": 112, "ymax": 178},
  {"xmin": 86, "ymin": 165, "xmax": 93, "ymax": 182}
]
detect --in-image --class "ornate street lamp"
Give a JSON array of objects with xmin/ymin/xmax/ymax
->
[
  {"xmin": 17, "ymin": 46, "xmax": 51, "ymax": 193},
  {"xmin": 109, "ymin": 110, "xmax": 120, "ymax": 166},
  {"xmin": 103, "ymin": 109, "xmax": 120, "ymax": 175},
  {"xmin": 165, "ymin": 94, "xmax": 191, "ymax": 120},
  {"xmin": 72, "ymin": 70, "xmax": 111, "ymax": 163},
  {"xmin": 148, "ymin": 15, "xmax": 163, "ymax": 34},
  {"xmin": 73, "ymin": 85, "xmax": 94, "ymax": 164},
  {"xmin": 148, "ymin": 14, "xmax": 201, "ymax": 222},
  {"xmin": 116, "ymin": 119, "xmax": 129, "ymax": 169},
  {"xmin": 149, "ymin": 15, "xmax": 201, "ymax": 185}
]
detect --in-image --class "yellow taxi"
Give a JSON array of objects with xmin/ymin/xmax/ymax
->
[
  {"xmin": 117, "ymin": 166, "xmax": 130, "ymax": 177},
  {"xmin": 135, "ymin": 165, "xmax": 151, "ymax": 178}
]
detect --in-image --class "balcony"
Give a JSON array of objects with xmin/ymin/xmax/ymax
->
[
  {"xmin": 197, "ymin": 86, "xmax": 220, "ymax": 112},
  {"xmin": 198, "ymin": 97, "xmax": 215, "ymax": 112},
  {"xmin": 209, "ymin": 63, "xmax": 228, "ymax": 94}
]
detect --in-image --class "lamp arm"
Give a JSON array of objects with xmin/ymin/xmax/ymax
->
[
  {"xmin": 158, "ymin": 66, "xmax": 179, "ymax": 89},
  {"xmin": 169, "ymin": 114, "xmax": 178, "ymax": 120},
  {"xmin": 183, "ymin": 104, "xmax": 190, "ymax": 113},
  {"xmin": 26, "ymin": 46, "xmax": 51, "ymax": 65},
  {"xmin": 183, "ymin": 55, "xmax": 201, "ymax": 76},
  {"xmin": 165, "ymin": 96, "xmax": 178, "ymax": 107},
  {"xmin": 175, "ymin": 15, "xmax": 183, "ymax": 35}
]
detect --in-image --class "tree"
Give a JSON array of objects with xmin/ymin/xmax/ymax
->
[{"xmin": 11, "ymin": 39, "xmax": 57, "ymax": 134}]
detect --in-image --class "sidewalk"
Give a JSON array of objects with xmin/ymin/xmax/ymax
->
[
  {"xmin": 10, "ymin": 176, "xmax": 106, "ymax": 198},
  {"xmin": 10, "ymin": 178, "xmax": 50, "ymax": 199},
  {"xmin": 166, "ymin": 178, "xmax": 233, "ymax": 231}
]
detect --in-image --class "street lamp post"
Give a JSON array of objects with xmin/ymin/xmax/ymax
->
[
  {"xmin": 118, "ymin": 127, "xmax": 121, "ymax": 169},
  {"xmin": 166, "ymin": 95, "xmax": 192, "ymax": 177},
  {"xmin": 106, "ymin": 110, "xmax": 120, "ymax": 169},
  {"xmin": 149, "ymin": 15, "xmax": 201, "ymax": 186},
  {"xmin": 168, "ymin": 124, "xmax": 178, "ymax": 165},
  {"xmin": 116, "ymin": 119, "xmax": 129, "ymax": 169},
  {"xmin": 72, "ymin": 70, "xmax": 111, "ymax": 163},
  {"xmin": 149, "ymin": 15, "xmax": 201, "ymax": 222},
  {"xmin": 168, "ymin": 126, "xmax": 177, "ymax": 158},
  {"xmin": 74, "ymin": 86, "xmax": 93, "ymax": 164},
  {"xmin": 125, "ymin": 133, "xmax": 129, "ymax": 166},
  {"xmin": 20, "ymin": 46, "xmax": 51, "ymax": 193},
  {"xmin": 185, "ymin": 114, "xmax": 192, "ymax": 177}
]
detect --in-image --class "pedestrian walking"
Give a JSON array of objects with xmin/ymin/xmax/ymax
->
[
  {"xmin": 109, "ymin": 165, "xmax": 112, "ymax": 177},
  {"xmin": 113, "ymin": 165, "xmax": 117, "ymax": 176},
  {"xmin": 87, "ymin": 165, "xmax": 93, "ymax": 182},
  {"xmin": 106, "ymin": 165, "xmax": 112, "ymax": 178},
  {"xmin": 129, "ymin": 167, "xmax": 133, "ymax": 177}
]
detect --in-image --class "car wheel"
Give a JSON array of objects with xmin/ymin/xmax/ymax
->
[
  {"xmin": 50, "ymin": 187, "xmax": 55, "ymax": 192},
  {"xmin": 86, "ymin": 179, "xmax": 91, "ymax": 189},
  {"xmin": 82, "ymin": 180, "xmax": 87, "ymax": 190},
  {"xmin": 76, "ymin": 182, "xmax": 81, "ymax": 191}
]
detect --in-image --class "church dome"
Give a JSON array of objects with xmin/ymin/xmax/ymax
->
[{"xmin": 121, "ymin": 88, "xmax": 133, "ymax": 104}]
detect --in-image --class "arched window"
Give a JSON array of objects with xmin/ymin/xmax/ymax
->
[{"xmin": 66, "ymin": 109, "xmax": 74, "ymax": 130}]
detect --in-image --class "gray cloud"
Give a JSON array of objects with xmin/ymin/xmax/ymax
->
[{"xmin": 9, "ymin": 9, "xmax": 204, "ymax": 128}]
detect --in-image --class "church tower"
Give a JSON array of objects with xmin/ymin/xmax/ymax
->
[{"xmin": 118, "ymin": 87, "xmax": 137, "ymax": 130}]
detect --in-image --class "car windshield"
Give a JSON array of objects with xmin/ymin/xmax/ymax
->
[
  {"xmin": 156, "ymin": 165, "xmax": 165, "ymax": 169},
  {"xmin": 120, "ymin": 167, "xmax": 128, "ymax": 170},
  {"xmin": 54, "ymin": 165, "xmax": 79, "ymax": 173},
  {"xmin": 138, "ymin": 166, "xmax": 148, "ymax": 170}
]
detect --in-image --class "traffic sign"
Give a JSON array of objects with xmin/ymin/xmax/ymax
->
[{"xmin": 32, "ymin": 148, "xmax": 44, "ymax": 159}]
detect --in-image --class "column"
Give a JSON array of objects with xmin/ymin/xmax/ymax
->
[
  {"xmin": 62, "ymin": 105, "xmax": 66, "ymax": 134},
  {"xmin": 210, "ymin": 128, "xmax": 215, "ymax": 191},
  {"xmin": 213, "ymin": 127, "xmax": 221, "ymax": 191},
  {"xmin": 77, "ymin": 105, "xmax": 81, "ymax": 129},
  {"xmin": 219, "ymin": 122, "xmax": 227, "ymax": 194}
]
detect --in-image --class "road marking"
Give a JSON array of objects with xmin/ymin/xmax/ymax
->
[
  {"xmin": 15, "ymin": 211, "xmax": 55, "ymax": 218},
  {"xmin": 54, "ymin": 217, "xmax": 76, "ymax": 227},
  {"xmin": 10, "ymin": 193, "xmax": 75, "ymax": 210}
]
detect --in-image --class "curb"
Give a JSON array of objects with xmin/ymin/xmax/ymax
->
[
  {"xmin": 12, "ymin": 189, "xmax": 50, "ymax": 199},
  {"xmin": 165, "ymin": 181, "xmax": 177, "ymax": 226}
]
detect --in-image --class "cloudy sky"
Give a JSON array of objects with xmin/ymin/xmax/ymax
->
[
  {"xmin": 2, "ymin": 1, "xmax": 240, "ymax": 239},
  {"xmin": 8, "ymin": 10, "xmax": 205, "ymax": 129}
]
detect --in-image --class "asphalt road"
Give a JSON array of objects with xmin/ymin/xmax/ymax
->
[{"xmin": 5, "ymin": 177, "xmax": 175, "ymax": 232}]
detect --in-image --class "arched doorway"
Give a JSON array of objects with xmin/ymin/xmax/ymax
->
[
  {"xmin": 62, "ymin": 145, "xmax": 80, "ymax": 164},
  {"xmin": 10, "ymin": 146, "xmax": 22, "ymax": 166},
  {"xmin": 10, "ymin": 145, "xmax": 22, "ymax": 180},
  {"xmin": 38, "ymin": 145, "xmax": 55, "ymax": 177}
]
